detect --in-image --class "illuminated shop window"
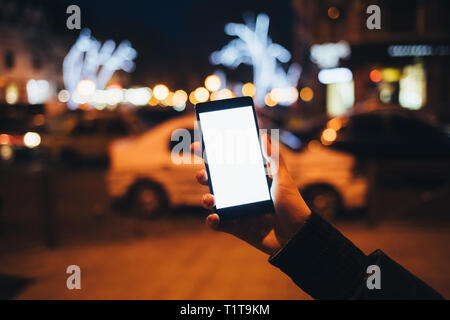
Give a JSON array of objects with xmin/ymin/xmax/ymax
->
[
  {"xmin": 326, "ymin": 80, "xmax": 354, "ymax": 117},
  {"xmin": 6, "ymin": 83, "xmax": 19, "ymax": 104},
  {"xmin": 379, "ymin": 82, "xmax": 395, "ymax": 104},
  {"xmin": 399, "ymin": 62, "xmax": 426, "ymax": 110}
]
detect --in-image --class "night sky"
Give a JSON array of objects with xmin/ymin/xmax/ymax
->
[{"xmin": 42, "ymin": 0, "xmax": 293, "ymax": 88}]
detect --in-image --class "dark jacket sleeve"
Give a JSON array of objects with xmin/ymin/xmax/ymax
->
[{"xmin": 269, "ymin": 212, "xmax": 443, "ymax": 300}]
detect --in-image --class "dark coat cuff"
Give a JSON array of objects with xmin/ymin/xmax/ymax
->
[{"xmin": 269, "ymin": 212, "xmax": 367, "ymax": 299}]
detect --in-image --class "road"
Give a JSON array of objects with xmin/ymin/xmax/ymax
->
[
  {"xmin": 0, "ymin": 168, "xmax": 449, "ymax": 299},
  {"xmin": 0, "ymin": 216, "xmax": 449, "ymax": 299}
]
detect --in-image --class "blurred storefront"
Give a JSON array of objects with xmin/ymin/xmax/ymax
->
[
  {"xmin": 0, "ymin": 1, "xmax": 66, "ymax": 112},
  {"xmin": 292, "ymin": 0, "xmax": 450, "ymax": 123}
]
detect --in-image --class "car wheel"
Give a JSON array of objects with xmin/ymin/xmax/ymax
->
[
  {"xmin": 130, "ymin": 182, "xmax": 169, "ymax": 219},
  {"xmin": 302, "ymin": 186, "xmax": 341, "ymax": 221}
]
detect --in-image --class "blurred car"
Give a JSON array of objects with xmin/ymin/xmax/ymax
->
[
  {"xmin": 323, "ymin": 109, "xmax": 450, "ymax": 158},
  {"xmin": 0, "ymin": 114, "xmax": 46, "ymax": 165},
  {"xmin": 44, "ymin": 112, "xmax": 140, "ymax": 167},
  {"xmin": 321, "ymin": 109, "xmax": 450, "ymax": 211},
  {"xmin": 107, "ymin": 115, "xmax": 368, "ymax": 220}
]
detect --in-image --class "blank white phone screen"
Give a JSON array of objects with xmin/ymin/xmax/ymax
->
[{"xmin": 199, "ymin": 106, "xmax": 271, "ymax": 209}]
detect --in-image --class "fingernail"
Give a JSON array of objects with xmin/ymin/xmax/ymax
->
[
  {"xmin": 204, "ymin": 194, "xmax": 214, "ymax": 206},
  {"xmin": 206, "ymin": 215, "xmax": 219, "ymax": 229}
]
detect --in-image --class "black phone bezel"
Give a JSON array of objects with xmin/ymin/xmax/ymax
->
[{"xmin": 195, "ymin": 96, "xmax": 274, "ymax": 220}]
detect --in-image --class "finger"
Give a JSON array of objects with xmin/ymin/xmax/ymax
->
[
  {"xmin": 195, "ymin": 169, "xmax": 209, "ymax": 185},
  {"xmin": 190, "ymin": 141, "xmax": 203, "ymax": 158},
  {"xmin": 205, "ymin": 213, "xmax": 237, "ymax": 234},
  {"xmin": 205, "ymin": 213, "xmax": 220, "ymax": 229},
  {"xmin": 201, "ymin": 193, "xmax": 215, "ymax": 210}
]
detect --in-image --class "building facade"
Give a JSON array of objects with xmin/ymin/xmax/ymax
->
[
  {"xmin": 291, "ymin": 0, "xmax": 450, "ymax": 123},
  {"xmin": 0, "ymin": 0, "xmax": 65, "ymax": 106}
]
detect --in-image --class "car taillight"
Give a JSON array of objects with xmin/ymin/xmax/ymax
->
[{"xmin": 0, "ymin": 133, "xmax": 26, "ymax": 146}]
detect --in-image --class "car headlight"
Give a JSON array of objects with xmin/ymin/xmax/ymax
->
[{"xmin": 23, "ymin": 132, "xmax": 41, "ymax": 148}]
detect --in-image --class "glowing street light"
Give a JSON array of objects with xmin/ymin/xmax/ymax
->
[
  {"xmin": 327, "ymin": 118, "xmax": 342, "ymax": 131},
  {"xmin": 241, "ymin": 82, "xmax": 255, "ymax": 97},
  {"xmin": 23, "ymin": 132, "xmax": 41, "ymax": 148},
  {"xmin": 265, "ymin": 93, "xmax": 277, "ymax": 107},
  {"xmin": 194, "ymin": 87, "xmax": 209, "ymax": 103},
  {"xmin": 148, "ymin": 95, "xmax": 159, "ymax": 106},
  {"xmin": 321, "ymin": 128, "xmax": 337, "ymax": 145},
  {"xmin": 370, "ymin": 69, "xmax": 382, "ymax": 83},
  {"xmin": 204, "ymin": 75, "xmax": 221, "ymax": 92},
  {"xmin": 58, "ymin": 90, "xmax": 70, "ymax": 103},
  {"xmin": 210, "ymin": 88, "xmax": 233, "ymax": 101},
  {"xmin": 328, "ymin": 7, "xmax": 340, "ymax": 19},
  {"xmin": 299, "ymin": 87, "xmax": 314, "ymax": 102},
  {"xmin": 27, "ymin": 80, "xmax": 50, "ymax": 104},
  {"xmin": 77, "ymin": 80, "xmax": 96, "ymax": 97},
  {"xmin": 153, "ymin": 84, "xmax": 169, "ymax": 100},
  {"xmin": 124, "ymin": 87, "xmax": 152, "ymax": 106},
  {"xmin": 269, "ymin": 87, "xmax": 298, "ymax": 104},
  {"xmin": 162, "ymin": 91, "xmax": 175, "ymax": 107},
  {"xmin": 173, "ymin": 90, "xmax": 188, "ymax": 107}
]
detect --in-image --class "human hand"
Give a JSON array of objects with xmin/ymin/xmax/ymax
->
[{"xmin": 191, "ymin": 134, "xmax": 311, "ymax": 256}]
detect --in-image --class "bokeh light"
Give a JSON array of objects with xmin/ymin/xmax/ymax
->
[
  {"xmin": 0, "ymin": 145, "xmax": 13, "ymax": 161},
  {"xmin": 321, "ymin": 128, "xmax": 337, "ymax": 145},
  {"xmin": 162, "ymin": 91, "xmax": 175, "ymax": 107},
  {"xmin": 328, "ymin": 6, "xmax": 340, "ymax": 19},
  {"xmin": 153, "ymin": 84, "xmax": 169, "ymax": 100},
  {"xmin": 241, "ymin": 82, "xmax": 256, "ymax": 97},
  {"xmin": 124, "ymin": 87, "xmax": 152, "ymax": 106},
  {"xmin": 173, "ymin": 90, "xmax": 188, "ymax": 107},
  {"xmin": 6, "ymin": 84, "xmax": 19, "ymax": 104},
  {"xmin": 265, "ymin": 93, "xmax": 277, "ymax": 107},
  {"xmin": 299, "ymin": 87, "xmax": 314, "ymax": 102},
  {"xmin": 194, "ymin": 87, "xmax": 209, "ymax": 103},
  {"xmin": 23, "ymin": 132, "xmax": 41, "ymax": 148},
  {"xmin": 189, "ymin": 91, "xmax": 198, "ymax": 105},
  {"xmin": 210, "ymin": 88, "xmax": 233, "ymax": 101},
  {"xmin": 204, "ymin": 75, "xmax": 221, "ymax": 92},
  {"xmin": 327, "ymin": 118, "xmax": 342, "ymax": 131},
  {"xmin": 370, "ymin": 69, "xmax": 382, "ymax": 83},
  {"xmin": 76, "ymin": 80, "xmax": 96, "ymax": 97},
  {"xmin": 58, "ymin": 90, "xmax": 70, "ymax": 103}
]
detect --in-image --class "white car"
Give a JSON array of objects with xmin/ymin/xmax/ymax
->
[{"xmin": 107, "ymin": 115, "xmax": 368, "ymax": 220}]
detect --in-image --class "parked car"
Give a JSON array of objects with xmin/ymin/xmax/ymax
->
[
  {"xmin": 0, "ymin": 103, "xmax": 47, "ymax": 164},
  {"xmin": 325, "ymin": 109, "xmax": 450, "ymax": 158},
  {"xmin": 322, "ymin": 110, "xmax": 450, "ymax": 217},
  {"xmin": 44, "ymin": 111, "xmax": 140, "ymax": 167},
  {"xmin": 0, "ymin": 116, "xmax": 46, "ymax": 164},
  {"xmin": 107, "ymin": 115, "xmax": 368, "ymax": 220}
]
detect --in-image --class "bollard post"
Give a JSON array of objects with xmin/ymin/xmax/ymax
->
[
  {"xmin": 40, "ymin": 168, "xmax": 58, "ymax": 247},
  {"xmin": 367, "ymin": 160, "xmax": 379, "ymax": 228}
]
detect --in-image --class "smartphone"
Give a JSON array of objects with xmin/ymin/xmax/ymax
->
[{"xmin": 195, "ymin": 96, "xmax": 274, "ymax": 219}]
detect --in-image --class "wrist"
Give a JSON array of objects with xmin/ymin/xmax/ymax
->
[{"xmin": 277, "ymin": 207, "xmax": 311, "ymax": 252}]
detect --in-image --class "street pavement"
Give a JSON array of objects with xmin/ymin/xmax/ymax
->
[
  {"xmin": 0, "ymin": 168, "xmax": 449, "ymax": 299},
  {"xmin": 0, "ymin": 216, "xmax": 449, "ymax": 299}
]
